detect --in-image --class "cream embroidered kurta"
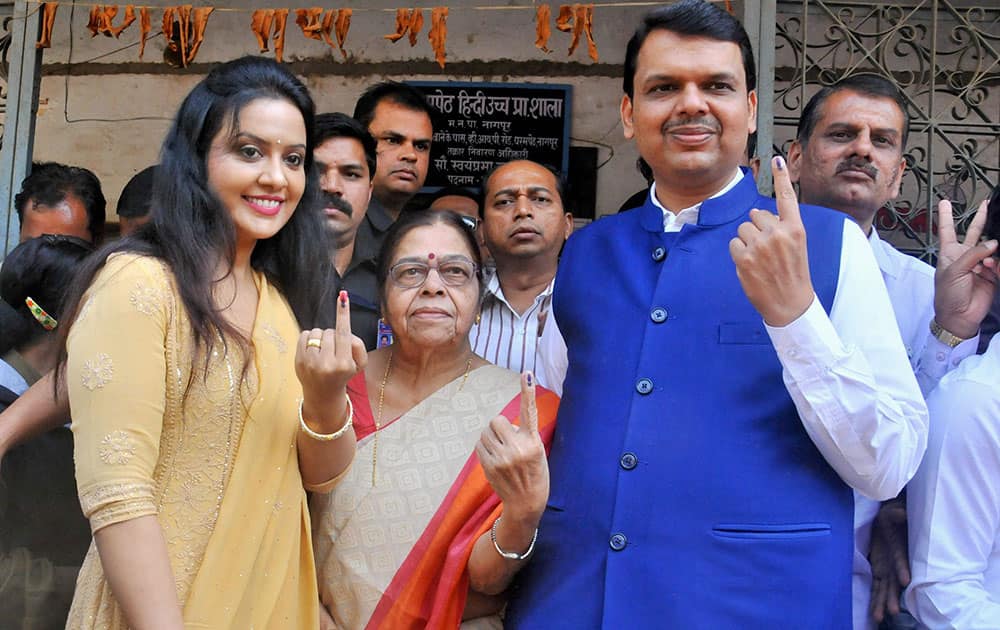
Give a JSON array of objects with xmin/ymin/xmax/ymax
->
[{"xmin": 66, "ymin": 253, "xmax": 320, "ymax": 629}]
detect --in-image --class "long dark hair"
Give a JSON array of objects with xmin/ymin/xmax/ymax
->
[
  {"xmin": 58, "ymin": 56, "xmax": 337, "ymax": 381},
  {"xmin": 0, "ymin": 235, "xmax": 94, "ymax": 356}
]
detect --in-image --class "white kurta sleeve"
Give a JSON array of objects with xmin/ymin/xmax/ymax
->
[{"xmin": 765, "ymin": 219, "xmax": 929, "ymax": 501}]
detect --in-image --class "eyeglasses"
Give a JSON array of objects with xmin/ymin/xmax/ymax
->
[{"xmin": 389, "ymin": 256, "xmax": 478, "ymax": 289}]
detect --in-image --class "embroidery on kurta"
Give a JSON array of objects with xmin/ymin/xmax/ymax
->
[
  {"xmin": 99, "ymin": 430, "xmax": 136, "ymax": 465},
  {"xmin": 129, "ymin": 282, "xmax": 165, "ymax": 315},
  {"xmin": 81, "ymin": 353, "xmax": 114, "ymax": 390}
]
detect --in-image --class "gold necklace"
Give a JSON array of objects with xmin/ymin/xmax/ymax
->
[{"xmin": 372, "ymin": 351, "xmax": 473, "ymax": 487}]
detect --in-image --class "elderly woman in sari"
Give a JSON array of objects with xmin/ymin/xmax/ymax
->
[{"xmin": 311, "ymin": 209, "xmax": 558, "ymax": 629}]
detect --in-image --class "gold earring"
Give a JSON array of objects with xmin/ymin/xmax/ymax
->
[{"xmin": 475, "ymin": 313, "xmax": 481, "ymax": 325}]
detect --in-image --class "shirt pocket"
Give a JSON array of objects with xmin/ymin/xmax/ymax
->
[
  {"xmin": 712, "ymin": 522, "xmax": 831, "ymax": 540},
  {"xmin": 718, "ymin": 321, "xmax": 770, "ymax": 345}
]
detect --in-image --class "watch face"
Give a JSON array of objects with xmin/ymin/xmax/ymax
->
[{"xmin": 932, "ymin": 319, "xmax": 963, "ymax": 347}]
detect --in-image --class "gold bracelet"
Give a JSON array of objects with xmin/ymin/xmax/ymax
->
[
  {"xmin": 298, "ymin": 396, "xmax": 354, "ymax": 441},
  {"xmin": 929, "ymin": 318, "xmax": 969, "ymax": 348}
]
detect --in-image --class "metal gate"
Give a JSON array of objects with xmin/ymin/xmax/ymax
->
[{"xmin": 761, "ymin": 0, "xmax": 1000, "ymax": 259}]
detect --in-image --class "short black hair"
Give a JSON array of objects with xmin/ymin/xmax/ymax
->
[
  {"xmin": 0, "ymin": 234, "xmax": 94, "ymax": 354},
  {"xmin": 353, "ymin": 81, "xmax": 437, "ymax": 132},
  {"xmin": 428, "ymin": 185, "xmax": 481, "ymax": 209},
  {"xmin": 315, "ymin": 112, "xmax": 377, "ymax": 179},
  {"xmin": 479, "ymin": 160, "xmax": 569, "ymax": 218},
  {"xmin": 746, "ymin": 131, "xmax": 758, "ymax": 160},
  {"xmin": 14, "ymin": 162, "xmax": 107, "ymax": 243},
  {"xmin": 623, "ymin": 0, "xmax": 756, "ymax": 99},
  {"xmin": 117, "ymin": 165, "xmax": 157, "ymax": 219},
  {"xmin": 796, "ymin": 74, "xmax": 910, "ymax": 149}
]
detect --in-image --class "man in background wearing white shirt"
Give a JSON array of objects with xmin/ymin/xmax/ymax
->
[
  {"xmin": 469, "ymin": 160, "xmax": 572, "ymax": 389},
  {"xmin": 904, "ymin": 295, "xmax": 1000, "ymax": 628},
  {"xmin": 903, "ymin": 187, "xmax": 1000, "ymax": 628},
  {"xmin": 789, "ymin": 74, "xmax": 996, "ymax": 630}
]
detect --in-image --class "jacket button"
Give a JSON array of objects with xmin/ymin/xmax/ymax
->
[
  {"xmin": 651, "ymin": 247, "xmax": 666, "ymax": 262},
  {"xmin": 620, "ymin": 452, "xmax": 638, "ymax": 470},
  {"xmin": 610, "ymin": 533, "xmax": 628, "ymax": 551},
  {"xmin": 650, "ymin": 307, "xmax": 668, "ymax": 323},
  {"xmin": 636, "ymin": 378, "xmax": 653, "ymax": 395}
]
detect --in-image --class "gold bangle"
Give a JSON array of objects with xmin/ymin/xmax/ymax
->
[{"xmin": 298, "ymin": 396, "xmax": 353, "ymax": 441}]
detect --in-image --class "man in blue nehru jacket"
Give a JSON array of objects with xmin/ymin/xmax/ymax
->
[{"xmin": 505, "ymin": 1, "xmax": 928, "ymax": 627}]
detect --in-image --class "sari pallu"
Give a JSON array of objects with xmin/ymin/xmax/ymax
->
[{"xmin": 311, "ymin": 365, "xmax": 558, "ymax": 629}]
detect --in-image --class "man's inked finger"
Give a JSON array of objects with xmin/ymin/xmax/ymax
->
[{"xmin": 771, "ymin": 155, "xmax": 803, "ymax": 225}]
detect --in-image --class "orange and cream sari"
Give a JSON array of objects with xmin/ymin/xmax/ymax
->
[{"xmin": 310, "ymin": 364, "xmax": 558, "ymax": 629}]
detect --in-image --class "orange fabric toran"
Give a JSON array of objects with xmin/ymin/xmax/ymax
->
[
  {"xmin": 407, "ymin": 9, "xmax": 424, "ymax": 47},
  {"xmin": 185, "ymin": 7, "xmax": 214, "ymax": 65},
  {"xmin": 428, "ymin": 7, "xmax": 448, "ymax": 69},
  {"xmin": 110, "ymin": 5, "xmax": 136, "ymax": 38},
  {"xmin": 294, "ymin": 7, "xmax": 325, "ymax": 41},
  {"xmin": 555, "ymin": 4, "xmax": 574, "ymax": 33},
  {"xmin": 534, "ymin": 4, "xmax": 552, "ymax": 53},
  {"xmin": 271, "ymin": 8, "xmax": 289, "ymax": 62},
  {"xmin": 36, "ymin": 2, "xmax": 58, "ymax": 49},
  {"xmin": 250, "ymin": 9, "xmax": 274, "ymax": 52},
  {"xmin": 333, "ymin": 8, "xmax": 352, "ymax": 58},
  {"xmin": 137, "ymin": 7, "xmax": 151, "ymax": 59},
  {"xmin": 384, "ymin": 8, "xmax": 412, "ymax": 42},
  {"xmin": 366, "ymin": 387, "xmax": 560, "ymax": 629}
]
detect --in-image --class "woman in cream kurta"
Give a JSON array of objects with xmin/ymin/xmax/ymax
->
[{"xmin": 66, "ymin": 253, "xmax": 322, "ymax": 628}]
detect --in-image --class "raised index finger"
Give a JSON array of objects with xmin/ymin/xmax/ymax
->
[
  {"xmin": 519, "ymin": 371, "xmax": 538, "ymax": 434},
  {"xmin": 771, "ymin": 155, "xmax": 802, "ymax": 225},
  {"xmin": 335, "ymin": 290, "xmax": 352, "ymax": 354}
]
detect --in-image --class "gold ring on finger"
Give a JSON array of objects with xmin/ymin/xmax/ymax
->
[{"xmin": 307, "ymin": 338, "xmax": 322, "ymax": 350}]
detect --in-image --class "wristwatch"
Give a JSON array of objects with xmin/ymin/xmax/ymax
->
[{"xmin": 930, "ymin": 318, "xmax": 968, "ymax": 348}]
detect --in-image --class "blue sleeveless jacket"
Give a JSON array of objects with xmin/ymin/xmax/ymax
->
[{"xmin": 506, "ymin": 172, "xmax": 853, "ymax": 629}]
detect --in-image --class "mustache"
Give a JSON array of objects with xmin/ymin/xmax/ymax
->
[
  {"xmin": 663, "ymin": 116, "xmax": 721, "ymax": 133},
  {"xmin": 321, "ymin": 194, "xmax": 353, "ymax": 217},
  {"xmin": 836, "ymin": 158, "xmax": 878, "ymax": 179}
]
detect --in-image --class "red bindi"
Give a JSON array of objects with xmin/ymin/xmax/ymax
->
[{"xmin": 428, "ymin": 252, "xmax": 435, "ymax": 260}]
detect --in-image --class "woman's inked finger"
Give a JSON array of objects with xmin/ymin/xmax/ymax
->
[
  {"xmin": 519, "ymin": 371, "xmax": 538, "ymax": 433},
  {"xmin": 335, "ymin": 290, "xmax": 353, "ymax": 350}
]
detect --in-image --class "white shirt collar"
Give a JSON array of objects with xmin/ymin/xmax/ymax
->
[
  {"xmin": 866, "ymin": 227, "xmax": 901, "ymax": 280},
  {"xmin": 649, "ymin": 168, "xmax": 744, "ymax": 232},
  {"xmin": 484, "ymin": 272, "xmax": 556, "ymax": 310}
]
